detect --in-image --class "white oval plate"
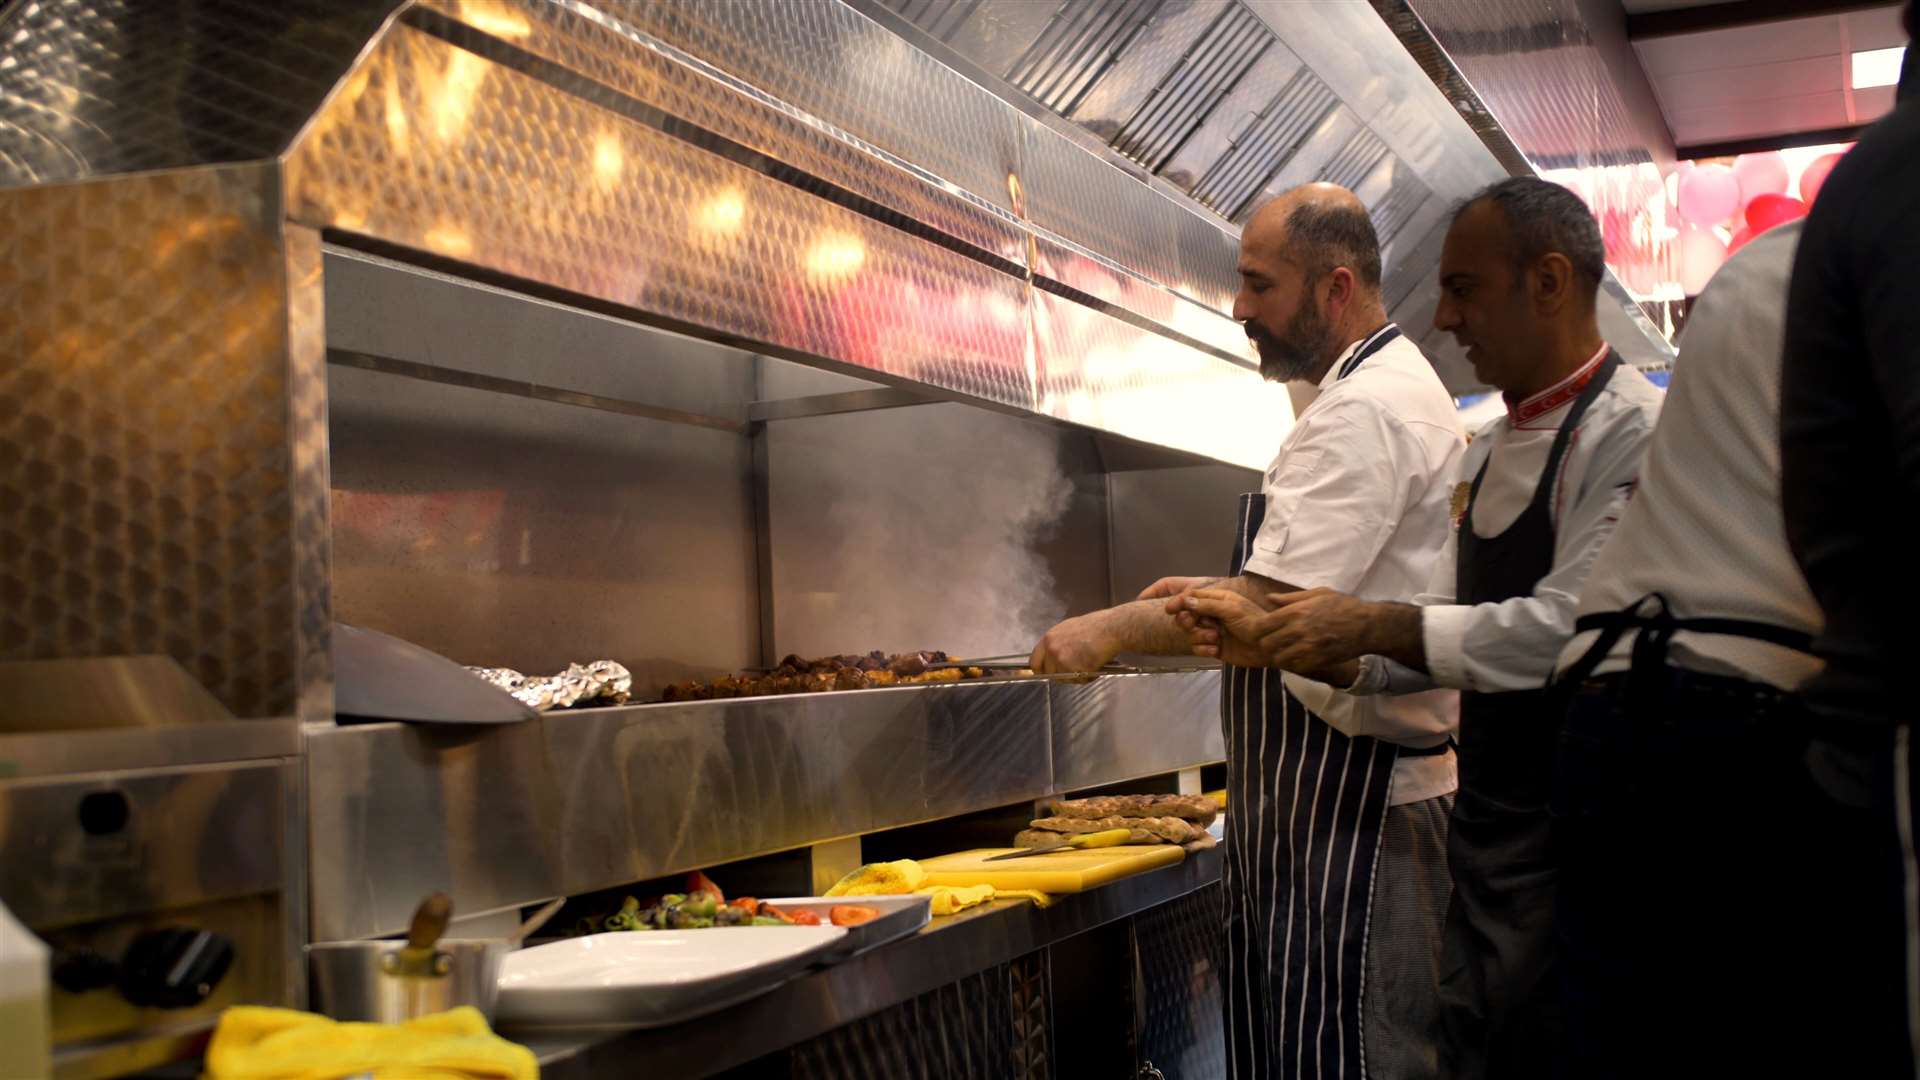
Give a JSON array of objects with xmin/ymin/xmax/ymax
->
[{"xmin": 495, "ymin": 925, "xmax": 847, "ymax": 1028}]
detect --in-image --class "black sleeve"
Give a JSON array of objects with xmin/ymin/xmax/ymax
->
[
  {"xmin": 1857, "ymin": 153, "xmax": 1920, "ymax": 515},
  {"xmin": 1779, "ymin": 106, "xmax": 1920, "ymax": 724}
]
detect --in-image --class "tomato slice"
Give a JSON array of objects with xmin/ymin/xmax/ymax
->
[
  {"xmin": 686, "ymin": 870, "xmax": 725, "ymax": 903},
  {"xmin": 829, "ymin": 904, "xmax": 881, "ymax": 927},
  {"xmin": 788, "ymin": 909, "xmax": 822, "ymax": 926}
]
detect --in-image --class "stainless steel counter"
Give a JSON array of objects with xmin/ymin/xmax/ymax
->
[
  {"xmin": 308, "ymin": 670, "xmax": 1225, "ymax": 942},
  {"xmin": 519, "ymin": 847, "xmax": 1223, "ymax": 1076}
]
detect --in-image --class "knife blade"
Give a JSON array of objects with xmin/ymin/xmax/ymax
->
[{"xmin": 984, "ymin": 827, "xmax": 1134, "ymax": 861}]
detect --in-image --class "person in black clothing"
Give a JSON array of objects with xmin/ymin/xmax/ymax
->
[{"xmin": 1779, "ymin": 2, "xmax": 1920, "ymax": 1072}]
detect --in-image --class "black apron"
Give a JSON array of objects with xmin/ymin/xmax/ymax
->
[
  {"xmin": 1220, "ymin": 323, "xmax": 1412, "ymax": 1080},
  {"xmin": 1436, "ymin": 349, "xmax": 1620, "ymax": 1078}
]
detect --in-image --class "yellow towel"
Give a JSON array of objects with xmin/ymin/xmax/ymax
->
[
  {"xmin": 916, "ymin": 883, "xmax": 995, "ymax": 915},
  {"xmin": 203, "ymin": 1005, "xmax": 538, "ymax": 1080}
]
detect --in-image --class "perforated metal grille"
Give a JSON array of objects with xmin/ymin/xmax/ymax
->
[
  {"xmin": 1112, "ymin": 3, "xmax": 1271, "ymax": 172},
  {"xmin": 1008, "ymin": 0, "xmax": 1163, "ymax": 115},
  {"xmin": 1190, "ymin": 66, "xmax": 1339, "ymax": 221}
]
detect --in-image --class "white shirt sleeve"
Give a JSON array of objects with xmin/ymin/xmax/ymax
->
[
  {"xmin": 1418, "ymin": 400, "xmax": 1657, "ymax": 692},
  {"xmin": 1242, "ymin": 398, "xmax": 1417, "ymax": 592}
]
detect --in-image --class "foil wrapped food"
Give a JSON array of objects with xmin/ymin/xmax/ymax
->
[{"xmin": 466, "ymin": 660, "xmax": 632, "ymax": 713}]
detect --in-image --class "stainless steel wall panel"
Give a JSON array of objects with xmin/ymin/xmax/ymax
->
[
  {"xmin": 1108, "ymin": 4, "xmax": 1272, "ymax": 172},
  {"xmin": 605, "ymin": 0, "xmax": 1025, "ymax": 216},
  {"xmin": 1106, "ymin": 464, "xmax": 1263, "ymax": 603},
  {"xmin": 0, "ymin": 0, "xmax": 398, "ymax": 187},
  {"xmin": 306, "ymin": 681, "xmax": 1055, "ymax": 941},
  {"xmin": 0, "ymin": 165, "xmax": 324, "ymax": 719},
  {"xmin": 326, "ymin": 362, "xmax": 761, "ymax": 699},
  {"xmin": 287, "ymin": 25, "xmax": 1038, "ymax": 414},
  {"xmin": 413, "ymin": 0, "xmax": 1028, "ymax": 267},
  {"xmin": 1007, "ymin": 0, "xmax": 1164, "ymax": 115},
  {"xmin": 1030, "ymin": 291, "xmax": 1290, "ymax": 472},
  {"xmin": 763, "ymin": 404, "xmax": 1111, "ymax": 663},
  {"xmin": 1050, "ymin": 672, "xmax": 1225, "ymax": 791},
  {"xmin": 323, "ymin": 247, "xmax": 763, "ymax": 428}
]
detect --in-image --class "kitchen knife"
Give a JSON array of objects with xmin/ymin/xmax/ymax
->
[{"xmin": 983, "ymin": 828, "xmax": 1134, "ymax": 861}]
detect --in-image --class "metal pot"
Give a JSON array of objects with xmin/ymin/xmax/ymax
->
[{"xmin": 307, "ymin": 938, "xmax": 510, "ymax": 1023}]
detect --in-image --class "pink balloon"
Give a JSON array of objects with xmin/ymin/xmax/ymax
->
[
  {"xmin": 1731, "ymin": 152, "xmax": 1790, "ymax": 206},
  {"xmin": 1727, "ymin": 225, "xmax": 1756, "ymax": 256},
  {"xmin": 1798, "ymin": 151, "xmax": 1845, "ymax": 204},
  {"xmin": 1675, "ymin": 225, "xmax": 1728, "ymax": 296},
  {"xmin": 1744, "ymin": 193, "xmax": 1807, "ymax": 234},
  {"xmin": 1624, "ymin": 256, "xmax": 1658, "ymax": 296},
  {"xmin": 1676, "ymin": 164, "xmax": 1740, "ymax": 227}
]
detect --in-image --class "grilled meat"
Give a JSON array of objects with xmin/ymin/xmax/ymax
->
[{"xmin": 661, "ymin": 652, "xmax": 985, "ymax": 702}]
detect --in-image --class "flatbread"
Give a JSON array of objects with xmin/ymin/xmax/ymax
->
[
  {"xmin": 1024, "ymin": 814, "xmax": 1205, "ymax": 845},
  {"xmin": 1045, "ymin": 794, "xmax": 1217, "ymax": 826}
]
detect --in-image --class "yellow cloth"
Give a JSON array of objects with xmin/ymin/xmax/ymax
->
[
  {"xmin": 916, "ymin": 884, "xmax": 995, "ymax": 915},
  {"xmin": 203, "ymin": 1006, "xmax": 538, "ymax": 1080},
  {"xmin": 991, "ymin": 888, "xmax": 1054, "ymax": 909}
]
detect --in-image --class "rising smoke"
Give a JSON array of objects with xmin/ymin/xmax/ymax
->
[{"xmin": 769, "ymin": 404, "xmax": 1080, "ymax": 660}]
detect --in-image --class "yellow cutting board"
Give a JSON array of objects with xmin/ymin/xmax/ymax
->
[{"xmin": 917, "ymin": 844, "xmax": 1185, "ymax": 893}]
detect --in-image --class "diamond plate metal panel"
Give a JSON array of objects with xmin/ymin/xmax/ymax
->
[
  {"xmin": 0, "ymin": 0, "xmax": 399, "ymax": 187},
  {"xmin": 287, "ymin": 24, "xmax": 1036, "ymax": 413},
  {"xmin": 0, "ymin": 164, "xmax": 318, "ymax": 719},
  {"xmin": 283, "ymin": 226, "xmax": 335, "ymax": 726},
  {"xmin": 1024, "ymin": 120, "xmax": 1242, "ymax": 317},
  {"xmin": 1033, "ymin": 237, "xmax": 1253, "ymax": 365},
  {"xmin": 414, "ymin": 0, "xmax": 1027, "ymax": 267},
  {"xmin": 1031, "ymin": 290, "xmax": 1289, "ymax": 471},
  {"xmin": 605, "ymin": 0, "xmax": 1024, "ymax": 215},
  {"xmin": 789, "ymin": 961, "xmax": 1032, "ymax": 1079},
  {"xmin": 1110, "ymin": 3, "xmax": 1273, "ymax": 173},
  {"xmin": 1132, "ymin": 883, "xmax": 1227, "ymax": 1080}
]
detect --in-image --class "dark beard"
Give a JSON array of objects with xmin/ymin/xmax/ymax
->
[{"xmin": 1250, "ymin": 303, "xmax": 1333, "ymax": 383}]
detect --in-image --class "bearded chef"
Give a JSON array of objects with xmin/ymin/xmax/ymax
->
[{"xmin": 1031, "ymin": 183, "xmax": 1464, "ymax": 1079}]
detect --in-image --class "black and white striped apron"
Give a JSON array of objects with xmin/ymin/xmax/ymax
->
[{"xmin": 1221, "ymin": 491, "xmax": 1401, "ymax": 1080}]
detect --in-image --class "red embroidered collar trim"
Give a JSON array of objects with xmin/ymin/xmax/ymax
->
[{"xmin": 1507, "ymin": 344, "xmax": 1610, "ymax": 426}]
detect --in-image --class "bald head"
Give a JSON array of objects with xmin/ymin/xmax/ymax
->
[{"xmin": 1241, "ymin": 183, "xmax": 1383, "ymax": 290}]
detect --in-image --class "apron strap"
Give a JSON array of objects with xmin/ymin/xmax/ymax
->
[{"xmin": 1554, "ymin": 592, "xmax": 1817, "ymax": 691}]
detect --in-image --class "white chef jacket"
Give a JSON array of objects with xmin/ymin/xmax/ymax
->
[
  {"xmin": 1242, "ymin": 324, "xmax": 1466, "ymax": 804},
  {"xmin": 1353, "ymin": 346, "xmax": 1664, "ymax": 695},
  {"xmin": 1557, "ymin": 222, "xmax": 1822, "ymax": 690}
]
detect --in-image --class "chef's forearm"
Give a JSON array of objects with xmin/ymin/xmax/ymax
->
[
  {"xmin": 1099, "ymin": 599, "xmax": 1206, "ymax": 657},
  {"xmin": 1359, "ymin": 602, "xmax": 1428, "ymax": 673}
]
